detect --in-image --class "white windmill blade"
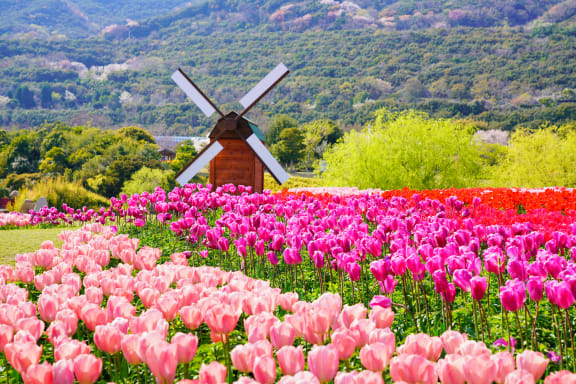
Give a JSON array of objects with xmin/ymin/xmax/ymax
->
[
  {"xmin": 172, "ymin": 69, "xmax": 223, "ymax": 118},
  {"xmin": 245, "ymin": 134, "xmax": 290, "ymax": 185},
  {"xmin": 175, "ymin": 141, "xmax": 224, "ymax": 186},
  {"xmin": 238, "ymin": 63, "xmax": 289, "ymax": 116}
]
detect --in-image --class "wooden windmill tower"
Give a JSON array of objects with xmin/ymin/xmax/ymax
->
[{"xmin": 172, "ymin": 64, "xmax": 291, "ymax": 193}]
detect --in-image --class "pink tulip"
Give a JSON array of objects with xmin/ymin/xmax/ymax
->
[
  {"xmin": 15, "ymin": 318, "xmax": 44, "ymax": 342},
  {"xmin": 38, "ymin": 295, "xmax": 59, "ymax": 323},
  {"xmin": 121, "ymin": 334, "xmax": 143, "ymax": 365},
  {"xmin": 491, "ymin": 351, "xmax": 515, "ymax": 384},
  {"xmin": 54, "ymin": 340, "xmax": 90, "ymax": 361},
  {"xmin": 440, "ymin": 330, "xmax": 468, "ymax": 354},
  {"xmin": 341, "ymin": 303, "xmax": 367, "ymax": 328},
  {"xmin": 437, "ymin": 354, "xmax": 467, "ymax": 384},
  {"xmin": 504, "ymin": 369, "xmax": 535, "ymax": 384},
  {"xmin": 544, "ymin": 370, "xmax": 576, "ymax": 384},
  {"xmin": 279, "ymin": 292, "xmax": 299, "ymax": 312},
  {"xmin": 5, "ymin": 342, "xmax": 42, "ymax": 374},
  {"xmin": 397, "ymin": 333, "xmax": 443, "ymax": 361},
  {"xmin": 350, "ymin": 319, "xmax": 376, "ymax": 347},
  {"xmin": 277, "ymin": 345, "xmax": 305, "ymax": 375},
  {"xmin": 55, "ymin": 309, "xmax": 78, "ymax": 336},
  {"xmin": 156, "ymin": 293, "xmax": 181, "ymax": 321},
  {"xmin": 204, "ymin": 303, "xmax": 240, "ymax": 336},
  {"xmin": 308, "ymin": 345, "xmax": 339, "ymax": 383},
  {"xmin": 171, "ymin": 332, "xmax": 198, "ymax": 364},
  {"xmin": 80, "ymin": 304, "xmax": 108, "ymax": 332},
  {"xmin": 457, "ymin": 340, "xmax": 491, "ymax": 357},
  {"xmin": 146, "ymin": 341, "xmax": 178, "ymax": 384},
  {"xmin": 73, "ymin": 354, "xmax": 102, "ymax": 384},
  {"xmin": 360, "ymin": 342, "xmax": 390, "ymax": 372},
  {"xmin": 463, "ymin": 355, "xmax": 497, "ymax": 384},
  {"xmin": 270, "ymin": 321, "xmax": 296, "ymax": 349},
  {"xmin": 253, "ymin": 356, "xmax": 277, "ymax": 384},
  {"xmin": 389, "ymin": 354, "xmax": 438, "ymax": 384},
  {"xmin": 516, "ymin": 350, "xmax": 548, "ymax": 381},
  {"xmin": 368, "ymin": 306, "xmax": 394, "ymax": 329},
  {"xmin": 24, "ymin": 362, "xmax": 53, "ymax": 384},
  {"xmin": 368, "ymin": 328, "xmax": 395, "ymax": 357},
  {"xmin": 331, "ymin": 328, "xmax": 360, "ymax": 361},
  {"xmin": 499, "ymin": 279, "xmax": 526, "ymax": 312},
  {"xmin": 52, "ymin": 359, "xmax": 75, "ymax": 384},
  {"xmin": 0, "ymin": 324, "xmax": 13, "ymax": 352},
  {"xmin": 470, "ymin": 276, "xmax": 488, "ymax": 300},
  {"xmin": 94, "ymin": 324, "xmax": 123, "ymax": 354},
  {"xmin": 199, "ymin": 361, "xmax": 227, "ymax": 384}
]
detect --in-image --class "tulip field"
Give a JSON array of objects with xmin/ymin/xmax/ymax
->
[{"xmin": 1, "ymin": 185, "xmax": 576, "ymax": 383}]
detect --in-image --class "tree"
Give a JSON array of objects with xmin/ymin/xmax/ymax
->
[
  {"xmin": 40, "ymin": 85, "xmax": 53, "ymax": 108},
  {"xmin": 14, "ymin": 86, "xmax": 36, "ymax": 109},
  {"xmin": 490, "ymin": 124, "xmax": 576, "ymax": 187},
  {"xmin": 169, "ymin": 141, "xmax": 198, "ymax": 172},
  {"xmin": 117, "ymin": 126, "xmax": 156, "ymax": 144},
  {"xmin": 270, "ymin": 127, "xmax": 304, "ymax": 171},
  {"xmin": 39, "ymin": 147, "xmax": 68, "ymax": 174},
  {"xmin": 122, "ymin": 167, "xmax": 176, "ymax": 196},
  {"xmin": 300, "ymin": 120, "xmax": 343, "ymax": 170},
  {"xmin": 322, "ymin": 109, "xmax": 482, "ymax": 190},
  {"xmin": 266, "ymin": 114, "xmax": 298, "ymax": 145}
]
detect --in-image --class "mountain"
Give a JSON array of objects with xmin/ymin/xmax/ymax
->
[
  {"xmin": 0, "ymin": 0, "xmax": 202, "ymax": 39},
  {"xmin": 0, "ymin": 0, "xmax": 575, "ymax": 135}
]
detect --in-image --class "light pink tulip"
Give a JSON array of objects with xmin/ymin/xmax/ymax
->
[
  {"xmin": 270, "ymin": 321, "xmax": 296, "ymax": 349},
  {"xmin": 437, "ymin": 354, "xmax": 467, "ymax": 384},
  {"xmin": 5, "ymin": 342, "xmax": 42, "ymax": 374},
  {"xmin": 332, "ymin": 327, "xmax": 360, "ymax": 361},
  {"xmin": 199, "ymin": 361, "xmax": 227, "ymax": 384},
  {"xmin": 368, "ymin": 306, "xmax": 394, "ymax": 329},
  {"xmin": 24, "ymin": 362, "xmax": 53, "ymax": 384},
  {"xmin": 277, "ymin": 371, "xmax": 321, "ymax": 384},
  {"xmin": 504, "ymin": 369, "xmax": 535, "ymax": 384},
  {"xmin": 463, "ymin": 355, "xmax": 497, "ymax": 384},
  {"xmin": 73, "ymin": 354, "xmax": 102, "ymax": 384},
  {"xmin": 389, "ymin": 354, "xmax": 438, "ymax": 384},
  {"xmin": 516, "ymin": 350, "xmax": 548, "ymax": 381},
  {"xmin": 94, "ymin": 324, "xmax": 123, "ymax": 354},
  {"xmin": 277, "ymin": 345, "xmax": 305, "ymax": 375},
  {"xmin": 341, "ymin": 303, "xmax": 367, "ymax": 328},
  {"xmin": 54, "ymin": 340, "xmax": 90, "ymax": 361},
  {"xmin": 121, "ymin": 334, "xmax": 143, "ymax": 365},
  {"xmin": 308, "ymin": 345, "xmax": 339, "ymax": 383},
  {"xmin": 253, "ymin": 356, "xmax": 277, "ymax": 384},
  {"xmin": 38, "ymin": 295, "xmax": 59, "ymax": 323},
  {"xmin": 179, "ymin": 306, "xmax": 203, "ymax": 330},
  {"xmin": 360, "ymin": 342, "xmax": 390, "ymax": 372},
  {"xmin": 544, "ymin": 370, "xmax": 576, "ymax": 384},
  {"xmin": 0, "ymin": 324, "xmax": 13, "ymax": 352},
  {"xmin": 397, "ymin": 333, "xmax": 443, "ymax": 361},
  {"xmin": 491, "ymin": 351, "xmax": 515, "ymax": 384},
  {"xmin": 171, "ymin": 332, "xmax": 198, "ymax": 364},
  {"xmin": 52, "ymin": 359, "xmax": 74, "ymax": 384},
  {"xmin": 205, "ymin": 303, "xmax": 240, "ymax": 336},
  {"xmin": 440, "ymin": 330, "xmax": 468, "ymax": 354},
  {"xmin": 146, "ymin": 341, "xmax": 178, "ymax": 384},
  {"xmin": 368, "ymin": 328, "xmax": 395, "ymax": 357}
]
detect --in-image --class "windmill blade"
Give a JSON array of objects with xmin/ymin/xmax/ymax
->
[
  {"xmin": 172, "ymin": 69, "xmax": 223, "ymax": 118},
  {"xmin": 238, "ymin": 63, "xmax": 289, "ymax": 118},
  {"xmin": 245, "ymin": 134, "xmax": 290, "ymax": 185},
  {"xmin": 175, "ymin": 141, "xmax": 224, "ymax": 186}
]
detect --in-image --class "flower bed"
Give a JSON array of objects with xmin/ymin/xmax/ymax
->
[{"xmin": 1, "ymin": 224, "xmax": 574, "ymax": 383}]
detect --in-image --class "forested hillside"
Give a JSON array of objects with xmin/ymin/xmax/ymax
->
[{"xmin": 0, "ymin": 0, "xmax": 575, "ymax": 135}]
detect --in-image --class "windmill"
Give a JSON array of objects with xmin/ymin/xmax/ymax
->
[{"xmin": 171, "ymin": 63, "xmax": 291, "ymax": 192}]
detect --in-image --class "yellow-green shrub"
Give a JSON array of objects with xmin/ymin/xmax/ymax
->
[{"xmin": 13, "ymin": 176, "xmax": 109, "ymax": 211}]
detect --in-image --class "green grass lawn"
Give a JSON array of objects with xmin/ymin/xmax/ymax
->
[{"xmin": 0, "ymin": 226, "xmax": 80, "ymax": 265}]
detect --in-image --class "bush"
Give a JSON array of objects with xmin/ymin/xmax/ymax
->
[
  {"xmin": 13, "ymin": 176, "xmax": 109, "ymax": 211},
  {"xmin": 121, "ymin": 167, "xmax": 176, "ymax": 196},
  {"xmin": 264, "ymin": 172, "xmax": 324, "ymax": 193}
]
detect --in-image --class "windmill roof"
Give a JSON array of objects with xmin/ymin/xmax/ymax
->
[{"xmin": 246, "ymin": 119, "xmax": 266, "ymax": 142}]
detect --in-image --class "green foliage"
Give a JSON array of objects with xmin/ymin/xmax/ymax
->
[
  {"xmin": 269, "ymin": 127, "xmax": 305, "ymax": 169},
  {"xmin": 490, "ymin": 124, "xmax": 576, "ymax": 187},
  {"xmin": 121, "ymin": 167, "xmax": 176, "ymax": 196},
  {"xmin": 266, "ymin": 114, "xmax": 298, "ymax": 145},
  {"xmin": 169, "ymin": 141, "xmax": 198, "ymax": 173},
  {"xmin": 117, "ymin": 126, "xmax": 156, "ymax": 144},
  {"xmin": 4, "ymin": 173, "xmax": 42, "ymax": 191},
  {"xmin": 300, "ymin": 119, "xmax": 342, "ymax": 170},
  {"xmin": 322, "ymin": 109, "xmax": 483, "ymax": 190},
  {"xmin": 13, "ymin": 176, "xmax": 108, "ymax": 211}
]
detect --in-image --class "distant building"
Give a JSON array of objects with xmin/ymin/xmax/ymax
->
[{"xmin": 154, "ymin": 136, "xmax": 210, "ymax": 162}]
